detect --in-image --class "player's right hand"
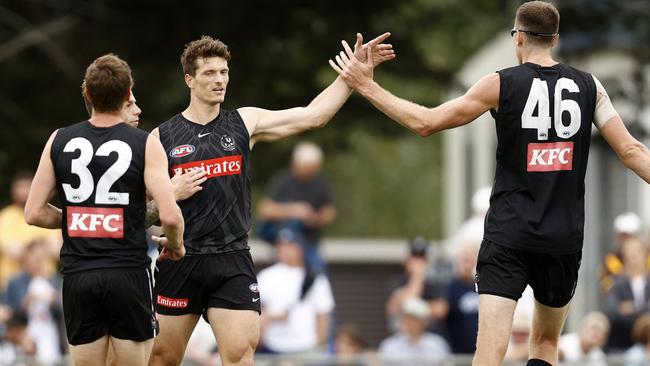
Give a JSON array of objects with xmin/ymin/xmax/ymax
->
[
  {"xmin": 352, "ymin": 32, "xmax": 396, "ymax": 67},
  {"xmin": 152, "ymin": 235, "xmax": 186, "ymax": 261},
  {"xmin": 171, "ymin": 168, "xmax": 208, "ymax": 201}
]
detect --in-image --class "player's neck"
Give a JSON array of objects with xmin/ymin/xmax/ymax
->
[
  {"xmin": 89, "ymin": 112, "xmax": 124, "ymax": 128},
  {"xmin": 521, "ymin": 49, "xmax": 557, "ymax": 67},
  {"xmin": 183, "ymin": 98, "xmax": 221, "ymax": 125}
]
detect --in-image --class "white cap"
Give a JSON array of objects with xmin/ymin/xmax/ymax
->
[
  {"xmin": 401, "ymin": 297, "xmax": 430, "ymax": 320},
  {"xmin": 471, "ymin": 186, "xmax": 491, "ymax": 215},
  {"xmin": 292, "ymin": 142, "xmax": 323, "ymax": 165},
  {"xmin": 614, "ymin": 212, "xmax": 642, "ymax": 235}
]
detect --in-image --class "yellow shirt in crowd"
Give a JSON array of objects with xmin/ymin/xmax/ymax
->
[{"xmin": 0, "ymin": 204, "xmax": 60, "ymax": 288}]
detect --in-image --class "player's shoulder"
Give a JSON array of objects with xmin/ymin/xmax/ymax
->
[
  {"xmin": 559, "ymin": 63, "xmax": 594, "ymax": 80},
  {"xmin": 121, "ymin": 123, "xmax": 149, "ymax": 138},
  {"xmin": 158, "ymin": 114, "xmax": 184, "ymax": 129},
  {"xmin": 52, "ymin": 120, "xmax": 89, "ymax": 139}
]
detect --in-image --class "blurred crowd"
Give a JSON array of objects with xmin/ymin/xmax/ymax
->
[{"xmin": 1, "ymin": 142, "xmax": 650, "ymax": 366}]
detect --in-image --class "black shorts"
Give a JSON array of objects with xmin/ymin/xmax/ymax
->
[
  {"xmin": 154, "ymin": 250, "xmax": 261, "ymax": 316},
  {"xmin": 62, "ymin": 268, "xmax": 156, "ymax": 346},
  {"xmin": 475, "ymin": 239, "xmax": 581, "ymax": 308}
]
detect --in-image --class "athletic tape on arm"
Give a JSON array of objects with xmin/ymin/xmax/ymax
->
[{"xmin": 592, "ymin": 75, "xmax": 619, "ymax": 129}]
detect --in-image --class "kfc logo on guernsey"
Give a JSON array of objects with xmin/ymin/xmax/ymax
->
[
  {"xmin": 170, "ymin": 144, "xmax": 195, "ymax": 158},
  {"xmin": 527, "ymin": 142, "xmax": 574, "ymax": 172},
  {"xmin": 171, "ymin": 155, "xmax": 242, "ymax": 178},
  {"xmin": 157, "ymin": 295, "xmax": 189, "ymax": 309},
  {"xmin": 67, "ymin": 207, "xmax": 124, "ymax": 238}
]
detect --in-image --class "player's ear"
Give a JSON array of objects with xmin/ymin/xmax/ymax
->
[{"xmin": 184, "ymin": 73, "xmax": 194, "ymax": 89}]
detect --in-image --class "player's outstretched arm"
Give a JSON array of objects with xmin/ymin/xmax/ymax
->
[
  {"xmin": 600, "ymin": 117, "xmax": 650, "ymax": 183},
  {"xmin": 330, "ymin": 45, "xmax": 499, "ymax": 136},
  {"xmin": 24, "ymin": 131, "xmax": 62, "ymax": 229},
  {"xmin": 239, "ymin": 33, "xmax": 395, "ymax": 148},
  {"xmin": 593, "ymin": 76, "xmax": 650, "ymax": 183},
  {"xmin": 144, "ymin": 134, "xmax": 185, "ymax": 260}
]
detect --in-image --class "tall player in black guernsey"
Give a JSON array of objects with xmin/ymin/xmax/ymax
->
[
  {"xmin": 330, "ymin": 2, "xmax": 650, "ymax": 366},
  {"xmin": 24, "ymin": 54, "xmax": 185, "ymax": 366},
  {"xmin": 147, "ymin": 36, "xmax": 395, "ymax": 366}
]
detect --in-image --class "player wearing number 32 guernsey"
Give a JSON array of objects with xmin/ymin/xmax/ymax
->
[
  {"xmin": 24, "ymin": 54, "xmax": 185, "ymax": 366},
  {"xmin": 330, "ymin": 2, "xmax": 650, "ymax": 366}
]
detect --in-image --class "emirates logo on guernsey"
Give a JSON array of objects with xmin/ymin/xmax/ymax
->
[
  {"xmin": 527, "ymin": 142, "xmax": 574, "ymax": 172},
  {"xmin": 67, "ymin": 206, "xmax": 124, "ymax": 238},
  {"xmin": 171, "ymin": 155, "xmax": 242, "ymax": 178}
]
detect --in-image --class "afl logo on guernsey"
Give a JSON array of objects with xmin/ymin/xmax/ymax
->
[
  {"xmin": 170, "ymin": 144, "xmax": 195, "ymax": 158},
  {"xmin": 220, "ymin": 134, "xmax": 236, "ymax": 151}
]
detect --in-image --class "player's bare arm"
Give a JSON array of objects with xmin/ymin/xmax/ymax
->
[
  {"xmin": 331, "ymin": 43, "xmax": 499, "ymax": 136},
  {"xmin": 24, "ymin": 130, "xmax": 63, "ymax": 228},
  {"xmin": 595, "ymin": 78, "xmax": 650, "ymax": 183},
  {"xmin": 239, "ymin": 32, "xmax": 396, "ymax": 148},
  {"xmin": 143, "ymin": 134, "xmax": 186, "ymax": 260}
]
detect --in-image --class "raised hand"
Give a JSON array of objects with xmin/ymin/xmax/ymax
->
[
  {"xmin": 352, "ymin": 32, "xmax": 395, "ymax": 67},
  {"xmin": 330, "ymin": 37, "xmax": 377, "ymax": 90}
]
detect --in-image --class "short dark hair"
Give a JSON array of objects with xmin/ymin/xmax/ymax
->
[
  {"xmin": 515, "ymin": 1, "xmax": 560, "ymax": 48},
  {"xmin": 181, "ymin": 36, "xmax": 231, "ymax": 76},
  {"xmin": 11, "ymin": 170, "xmax": 34, "ymax": 184},
  {"xmin": 82, "ymin": 54, "xmax": 133, "ymax": 113}
]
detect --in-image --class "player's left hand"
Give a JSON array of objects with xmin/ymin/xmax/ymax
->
[{"xmin": 330, "ymin": 39, "xmax": 377, "ymax": 90}]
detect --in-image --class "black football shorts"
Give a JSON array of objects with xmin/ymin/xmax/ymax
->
[
  {"xmin": 63, "ymin": 268, "xmax": 156, "ymax": 345},
  {"xmin": 154, "ymin": 250, "xmax": 261, "ymax": 317},
  {"xmin": 475, "ymin": 239, "xmax": 581, "ymax": 308}
]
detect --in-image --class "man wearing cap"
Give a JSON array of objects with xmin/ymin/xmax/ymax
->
[
  {"xmin": 605, "ymin": 237, "xmax": 650, "ymax": 352},
  {"xmin": 257, "ymin": 142, "xmax": 337, "ymax": 274},
  {"xmin": 378, "ymin": 296, "xmax": 450, "ymax": 364},
  {"xmin": 386, "ymin": 237, "xmax": 447, "ymax": 335},
  {"xmin": 257, "ymin": 229, "xmax": 335, "ymax": 354},
  {"xmin": 601, "ymin": 212, "xmax": 645, "ymax": 292}
]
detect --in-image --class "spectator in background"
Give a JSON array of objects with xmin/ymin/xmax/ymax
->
[
  {"xmin": 442, "ymin": 243, "xmax": 479, "ymax": 354},
  {"xmin": 0, "ymin": 311, "xmax": 36, "ymax": 364},
  {"xmin": 257, "ymin": 142, "xmax": 336, "ymax": 273},
  {"xmin": 0, "ymin": 171, "xmax": 60, "ymax": 288},
  {"xmin": 386, "ymin": 237, "xmax": 447, "ymax": 336},
  {"xmin": 258, "ymin": 228, "xmax": 335, "ymax": 354},
  {"xmin": 558, "ymin": 311, "xmax": 609, "ymax": 366},
  {"xmin": 606, "ymin": 236, "xmax": 650, "ymax": 352},
  {"xmin": 333, "ymin": 324, "xmax": 367, "ymax": 366},
  {"xmin": 4, "ymin": 239, "xmax": 63, "ymax": 365},
  {"xmin": 444, "ymin": 186, "xmax": 491, "ymax": 260},
  {"xmin": 378, "ymin": 296, "xmax": 450, "ymax": 365},
  {"xmin": 601, "ymin": 212, "xmax": 644, "ymax": 292},
  {"xmin": 626, "ymin": 313, "xmax": 650, "ymax": 365}
]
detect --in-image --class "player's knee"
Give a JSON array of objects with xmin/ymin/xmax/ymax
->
[
  {"xmin": 220, "ymin": 342, "xmax": 255, "ymax": 366},
  {"xmin": 148, "ymin": 345, "xmax": 183, "ymax": 366}
]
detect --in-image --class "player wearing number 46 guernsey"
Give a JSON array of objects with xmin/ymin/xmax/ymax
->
[
  {"xmin": 24, "ymin": 54, "xmax": 185, "ymax": 366},
  {"xmin": 146, "ymin": 35, "xmax": 395, "ymax": 366},
  {"xmin": 331, "ymin": 2, "xmax": 650, "ymax": 366}
]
